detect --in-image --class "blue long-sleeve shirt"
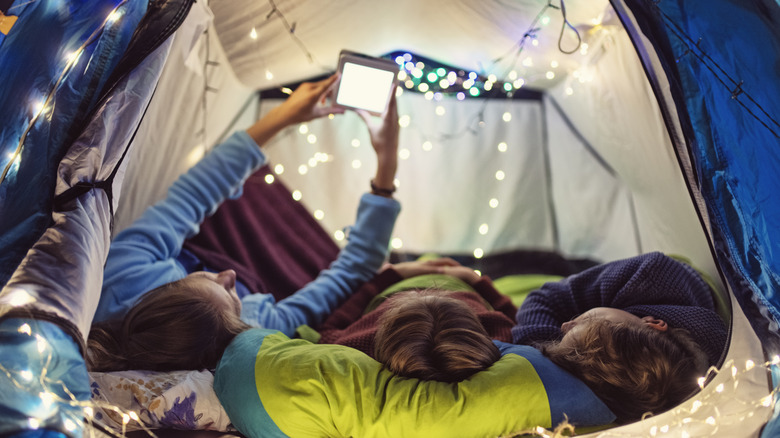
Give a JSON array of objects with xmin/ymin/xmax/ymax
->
[{"xmin": 96, "ymin": 131, "xmax": 400, "ymax": 337}]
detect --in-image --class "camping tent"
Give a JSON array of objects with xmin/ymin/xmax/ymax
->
[{"xmin": 0, "ymin": 0, "xmax": 779, "ymax": 436}]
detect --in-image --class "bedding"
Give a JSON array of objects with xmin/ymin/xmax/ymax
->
[{"xmin": 214, "ymin": 329, "xmax": 616, "ymax": 438}]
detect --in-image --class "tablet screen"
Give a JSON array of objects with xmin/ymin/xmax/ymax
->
[{"xmin": 336, "ymin": 61, "xmax": 397, "ymax": 114}]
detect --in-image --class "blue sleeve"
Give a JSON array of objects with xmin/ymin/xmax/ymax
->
[
  {"xmin": 240, "ymin": 193, "xmax": 401, "ymax": 336},
  {"xmin": 95, "ymin": 131, "xmax": 266, "ymax": 323}
]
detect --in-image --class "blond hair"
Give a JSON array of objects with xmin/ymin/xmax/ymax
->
[{"xmin": 375, "ymin": 290, "xmax": 500, "ymax": 382}]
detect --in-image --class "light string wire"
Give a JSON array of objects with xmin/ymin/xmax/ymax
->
[
  {"xmin": 432, "ymin": 0, "xmax": 580, "ymax": 143},
  {"xmin": 0, "ymin": 319, "xmax": 160, "ymax": 437},
  {"xmin": 264, "ymin": 0, "xmax": 327, "ymax": 72},
  {"xmin": 0, "ymin": 0, "xmax": 130, "ymax": 186},
  {"xmin": 650, "ymin": 1, "xmax": 779, "ymax": 139},
  {"xmin": 505, "ymin": 356, "xmax": 780, "ymax": 437}
]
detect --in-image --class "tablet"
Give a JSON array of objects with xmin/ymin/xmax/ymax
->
[{"xmin": 333, "ymin": 50, "xmax": 400, "ymax": 116}]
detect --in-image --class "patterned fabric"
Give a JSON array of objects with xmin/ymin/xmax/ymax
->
[{"xmin": 89, "ymin": 370, "xmax": 233, "ymax": 432}]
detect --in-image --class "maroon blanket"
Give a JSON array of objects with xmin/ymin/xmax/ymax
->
[{"xmin": 183, "ymin": 165, "xmax": 340, "ymax": 302}]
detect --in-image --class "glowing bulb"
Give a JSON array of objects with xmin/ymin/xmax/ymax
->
[
  {"xmin": 18, "ymin": 323, "xmax": 32, "ymax": 335},
  {"xmin": 274, "ymin": 164, "xmax": 284, "ymax": 174},
  {"xmin": 463, "ymin": 79, "xmax": 474, "ymax": 89},
  {"xmin": 502, "ymin": 112, "xmax": 512, "ymax": 122},
  {"xmin": 489, "ymin": 198, "xmax": 499, "ymax": 208},
  {"xmin": 732, "ymin": 366, "xmax": 738, "ymax": 378},
  {"xmin": 334, "ymin": 230, "xmax": 345, "ymax": 241},
  {"xmin": 422, "ymin": 141, "xmax": 433, "ymax": 151},
  {"xmin": 399, "ymin": 148, "xmax": 410, "ymax": 160},
  {"xmin": 761, "ymin": 395, "xmax": 774, "ymax": 407},
  {"xmin": 484, "ymin": 81, "xmax": 493, "ymax": 91},
  {"xmin": 250, "ymin": 27, "xmax": 258, "ymax": 40},
  {"xmin": 541, "ymin": 15, "xmax": 550, "ymax": 25},
  {"xmin": 532, "ymin": 39, "xmax": 539, "ymax": 47},
  {"xmin": 391, "ymin": 238, "xmax": 403, "ymax": 249},
  {"xmin": 522, "ymin": 57, "xmax": 533, "ymax": 67},
  {"xmin": 681, "ymin": 431, "xmax": 690, "ymax": 438},
  {"xmin": 546, "ymin": 71, "xmax": 555, "ymax": 80},
  {"xmin": 281, "ymin": 87, "xmax": 292, "ymax": 95},
  {"xmin": 314, "ymin": 210, "xmax": 324, "ymax": 220},
  {"xmin": 479, "ymin": 224, "xmax": 489, "ymax": 235},
  {"xmin": 28, "ymin": 418, "xmax": 40, "ymax": 430},
  {"xmin": 550, "ymin": 60, "xmax": 559, "ymax": 68},
  {"xmin": 488, "ymin": 74, "xmax": 497, "ymax": 82},
  {"xmin": 39, "ymin": 392, "xmax": 55, "ymax": 406},
  {"xmin": 411, "ymin": 69, "xmax": 423, "ymax": 79},
  {"xmin": 698, "ymin": 377, "xmax": 706, "ymax": 388},
  {"xmin": 298, "ymin": 124, "xmax": 309, "ymax": 134},
  {"xmin": 292, "ymin": 190, "xmax": 302, "ymax": 201},
  {"xmin": 746, "ymin": 359, "xmax": 755, "ymax": 370},
  {"xmin": 691, "ymin": 400, "xmax": 703, "ymax": 413},
  {"xmin": 469, "ymin": 88, "xmax": 480, "ymax": 97},
  {"xmin": 503, "ymin": 83, "xmax": 513, "ymax": 92},
  {"xmin": 580, "ymin": 43, "xmax": 589, "ymax": 55},
  {"xmin": 660, "ymin": 425, "xmax": 669, "ymax": 433},
  {"xmin": 399, "ymin": 115, "xmax": 411, "ymax": 127},
  {"xmin": 426, "ymin": 72, "xmax": 438, "ymax": 82},
  {"xmin": 122, "ymin": 413, "xmax": 131, "ymax": 425},
  {"xmin": 473, "ymin": 248, "xmax": 484, "ymax": 259},
  {"xmin": 497, "ymin": 142, "xmax": 507, "ymax": 152},
  {"xmin": 495, "ymin": 170, "xmax": 505, "ymax": 181},
  {"xmin": 64, "ymin": 419, "xmax": 77, "ymax": 432},
  {"xmin": 772, "ymin": 355, "xmax": 780, "ymax": 365},
  {"xmin": 565, "ymin": 87, "xmax": 574, "ymax": 96},
  {"xmin": 32, "ymin": 100, "xmax": 45, "ymax": 118},
  {"xmin": 84, "ymin": 407, "xmax": 94, "ymax": 418},
  {"xmin": 649, "ymin": 426, "xmax": 658, "ymax": 436},
  {"xmin": 351, "ymin": 159, "xmax": 362, "ymax": 169},
  {"xmin": 394, "ymin": 178, "xmax": 401, "ymax": 188},
  {"xmin": 395, "ymin": 55, "xmax": 405, "ymax": 65},
  {"xmin": 705, "ymin": 416, "xmax": 716, "ymax": 425},
  {"xmin": 397, "ymin": 71, "xmax": 407, "ymax": 81},
  {"xmin": 513, "ymin": 79, "xmax": 524, "ymax": 89},
  {"xmin": 264, "ymin": 174, "xmax": 275, "ymax": 184},
  {"xmin": 435, "ymin": 106, "xmax": 446, "ymax": 116},
  {"xmin": 20, "ymin": 370, "xmax": 33, "ymax": 381},
  {"xmin": 439, "ymin": 79, "xmax": 451, "ymax": 88},
  {"xmin": 298, "ymin": 165, "xmax": 308, "ymax": 175},
  {"xmin": 351, "ymin": 138, "xmax": 361, "ymax": 147},
  {"xmin": 308, "ymin": 157, "xmax": 318, "ymax": 167},
  {"xmin": 715, "ymin": 383, "xmax": 724, "ymax": 393},
  {"xmin": 425, "ymin": 91, "xmax": 434, "ymax": 100},
  {"xmin": 306, "ymin": 134, "xmax": 317, "ymax": 144},
  {"xmin": 129, "ymin": 411, "xmax": 139, "ymax": 421},
  {"xmin": 418, "ymin": 83, "xmax": 429, "ymax": 93},
  {"xmin": 265, "ymin": 70, "xmax": 273, "ymax": 80},
  {"xmin": 107, "ymin": 9, "xmax": 123, "ymax": 24},
  {"xmin": 36, "ymin": 334, "xmax": 47, "ymax": 353}
]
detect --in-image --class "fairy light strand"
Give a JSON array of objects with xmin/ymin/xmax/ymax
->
[{"xmin": 0, "ymin": 0, "xmax": 130, "ymax": 185}]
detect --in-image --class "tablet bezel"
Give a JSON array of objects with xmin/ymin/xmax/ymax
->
[{"xmin": 333, "ymin": 50, "xmax": 400, "ymax": 116}]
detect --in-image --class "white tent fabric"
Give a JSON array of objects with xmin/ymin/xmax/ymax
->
[{"xmin": 108, "ymin": 0, "xmax": 775, "ymax": 436}]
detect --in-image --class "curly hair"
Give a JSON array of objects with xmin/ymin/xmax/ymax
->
[
  {"xmin": 374, "ymin": 290, "xmax": 500, "ymax": 382},
  {"xmin": 87, "ymin": 279, "xmax": 251, "ymax": 372},
  {"xmin": 541, "ymin": 320, "xmax": 708, "ymax": 423}
]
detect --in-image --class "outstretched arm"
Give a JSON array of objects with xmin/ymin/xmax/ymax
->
[
  {"xmin": 98, "ymin": 76, "xmax": 343, "ymax": 323},
  {"xmin": 240, "ymin": 88, "xmax": 403, "ymax": 336}
]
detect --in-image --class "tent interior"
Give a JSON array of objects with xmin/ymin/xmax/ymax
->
[{"xmin": 1, "ymin": 0, "xmax": 779, "ymax": 437}]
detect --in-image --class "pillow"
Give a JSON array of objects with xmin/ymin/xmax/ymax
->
[
  {"xmin": 89, "ymin": 369, "xmax": 233, "ymax": 432},
  {"xmin": 214, "ymin": 328, "xmax": 615, "ymax": 438}
]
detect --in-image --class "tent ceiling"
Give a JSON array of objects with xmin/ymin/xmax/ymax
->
[{"xmin": 209, "ymin": 0, "xmax": 616, "ymax": 90}]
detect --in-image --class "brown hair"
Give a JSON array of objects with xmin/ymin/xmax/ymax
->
[
  {"xmin": 541, "ymin": 320, "xmax": 708, "ymax": 423},
  {"xmin": 87, "ymin": 279, "xmax": 251, "ymax": 372},
  {"xmin": 374, "ymin": 290, "xmax": 500, "ymax": 382}
]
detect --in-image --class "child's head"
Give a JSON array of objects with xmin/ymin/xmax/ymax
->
[
  {"xmin": 87, "ymin": 273, "xmax": 251, "ymax": 372},
  {"xmin": 542, "ymin": 307, "xmax": 708, "ymax": 423},
  {"xmin": 374, "ymin": 290, "xmax": 500, "ymax": 382}
]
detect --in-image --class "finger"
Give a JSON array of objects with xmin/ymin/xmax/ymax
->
[
  {"xmin": 354, "ymin": 108, "xmax": 374, "ymax": 127},
  {"xmin": 315, "ymin": 74, "xmax": 340, "ymax": 94}
]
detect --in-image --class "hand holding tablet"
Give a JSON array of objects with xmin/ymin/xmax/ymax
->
[{"xmin": 333, "ymin": 50, "xmax": 400, "ymax": 116}]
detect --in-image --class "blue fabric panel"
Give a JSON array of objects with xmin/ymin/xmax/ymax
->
[
  {"xmin": 0, "ymin": 0, "xmax": 147, "ymax": 286},
  {"xmin": 0, "ymin": 318, "xmax": 89, "ymax": 437},
  {"xmin": 654, "ymin": 1, "xmax": 780, "ymax": 325},
  {"xmin": 214, "ymin": 328, "xmax": 287, "ymax": 438},
  {"xmin": 495, "ymin": 341, "xmax": 616, "ymax": 426}
]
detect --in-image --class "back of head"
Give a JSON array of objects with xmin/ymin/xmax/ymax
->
[
  {"xmin": 87, "ymin": 279, "xmax": 251, "ymax": 372},
  {"xmin": 542, "ymin": 320, "xmax": 708, "ymax": 423},
  {"xmin": 374, "ymin": 290, "xmax": 500, "ymax": 382}
]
